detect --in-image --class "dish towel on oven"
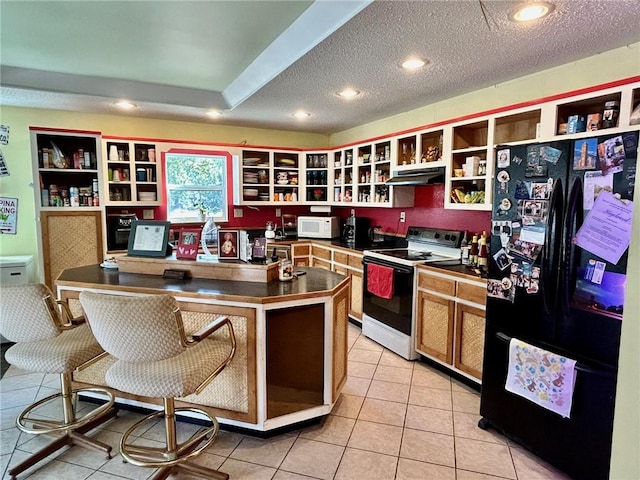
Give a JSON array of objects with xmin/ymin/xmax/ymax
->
[
  {"xmin": 505, "ymin": 338, "xmax": 577, "ymax": 418},
  {"xmin": 366, "ymin": 263, "xmax": 394, "ymax": 299}
]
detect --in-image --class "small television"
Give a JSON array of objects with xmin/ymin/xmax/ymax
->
[{"xmin": 127, "ymin": 220, "xmax": 171, "ymax": 258}]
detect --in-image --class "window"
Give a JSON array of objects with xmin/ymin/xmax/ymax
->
[{"xmin": 165, "ymin": 153, "xmax": 228, "ymax": 223}]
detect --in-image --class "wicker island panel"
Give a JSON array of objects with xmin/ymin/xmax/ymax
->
[
  {"xmin": 459, "ymin": 310, "xmax": 485, "ymax": 375},
  {"xmin": 351, "ymin": 274, "xmax": 362, "ymax": 314},
  {"xmin": 74, "ymin": 313, "xmax": 249, "ymax": 413},
  {"xmin": 420, "ymin": 298, "xmax": 450, "ymax": 357},
  {"xmin": 333, "ymin": 294, "xmax": 347, "ymax": 398}
]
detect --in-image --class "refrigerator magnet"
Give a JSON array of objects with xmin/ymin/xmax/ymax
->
[
  {"xmin": 497, "ymin": 149, "xmax": 511, "ymax": 168},
  {"xmin": 499, "ymin": 198, "xmax": 512, "ymax": 211}
]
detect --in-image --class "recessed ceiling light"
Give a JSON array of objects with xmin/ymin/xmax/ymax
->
[
  {"xmin": 337, "ymin": 89, "xmax": 360, "ymax": 99},
  {"xmin": 292, "ymin": 111, "xmax": 311, "ymax": 119},
  {"xmin": 206, "ymin": 110, "xmax": 222, "ymax": 118},
  {"xmin": 509, "ymin": 2, "xmax": 555, "ymax": 22},
  {"xmin": 114, "ymin": 100, "xmax": 137, "ymax": 110},
  {"xmin": 401, "ymin": 58, "xmax": 426, "ymax": 70}
]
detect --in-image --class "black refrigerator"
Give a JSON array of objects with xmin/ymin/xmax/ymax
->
[{"xmin": 479, "ymin": 130, "xmax": 639, "ymax": 480}]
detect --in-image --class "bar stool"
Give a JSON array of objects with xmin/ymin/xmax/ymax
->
[
  {"xmin": 0, "ymin": 284, "xmax": 116, "ymax": 479},
  {"xmin": 79, "ymin": 291, "xmax": 236, "ymax": 480}
]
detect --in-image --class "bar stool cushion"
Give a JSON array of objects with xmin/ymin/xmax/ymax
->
[
  {"xmin": 5, "ymin": 324, "xmax": 103, "ymax": 374},
  {"xmin": 1, "ymin": 283, "xmax": 60, "ymax": 342},
  {"xmin": 106, "ymin": 339, "xmax": 233, "ymax": 398},
  {"xmin": 81, "ymin": 293, "xmax": 185, "ymax": 362}
]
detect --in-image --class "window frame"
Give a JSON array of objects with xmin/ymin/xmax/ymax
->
[{"xmin": 164, "ymin": 150, "xmax": 230, "ymax": 224}]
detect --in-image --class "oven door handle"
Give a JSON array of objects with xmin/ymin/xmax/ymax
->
[{"xmin": 363, "ymin": 257, "xmax": 414, "ymax": 274}]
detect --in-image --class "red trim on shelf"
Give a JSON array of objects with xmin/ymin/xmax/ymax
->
[
  {"xmin": 331, "ymin": 75, "xmax": 640, "ymax": 150},
  {"xmin": 29, "ymin": 126, "xmax": 102, "ymax": 135}
]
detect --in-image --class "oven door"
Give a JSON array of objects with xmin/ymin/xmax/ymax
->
[{"xmin": 362, "ymin": 256, "xmax": 414, "ymax": 335}]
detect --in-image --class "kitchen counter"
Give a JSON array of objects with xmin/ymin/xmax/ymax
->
[{"xmin": 56, "ymin": 263, "xmax": 350, "ymax": 433}]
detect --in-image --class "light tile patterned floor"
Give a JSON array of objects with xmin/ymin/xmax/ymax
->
[{"xmin": 0, "ymin": 324, "xmax": 572, "ymax": 479}]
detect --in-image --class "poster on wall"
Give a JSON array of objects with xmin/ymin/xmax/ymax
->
[
  {"xmin": 0, "ymin": 150, "xmax": 8, "ymax": 176},
  {"xmin": 0, "ymin": 125, "xmax": 9, "ymax": 145},
  {"xmin": 0, "ymin": 197, "xmax": 18, "ymax": 234}
]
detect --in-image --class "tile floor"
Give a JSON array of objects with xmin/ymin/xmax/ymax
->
[{"xmin": 0, "ymin": 323, "xmax": 572, "ymax": 479}]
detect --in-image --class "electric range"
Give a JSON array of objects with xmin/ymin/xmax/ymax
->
[{"xmin": 362, "ymin": 227, "xmax": 463, "ymax": 359}]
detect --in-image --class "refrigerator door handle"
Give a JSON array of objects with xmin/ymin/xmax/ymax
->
[
  {"xmin": 561, "ymin": 177, "xmax": 584, "ymax": 315},
  {"xmin": 541, "ymin": 177, "xmax": 563, "ymax": 324},
  {"xmin": 495, "ymin": 332, "xmax": 615, "ymax": 378}
]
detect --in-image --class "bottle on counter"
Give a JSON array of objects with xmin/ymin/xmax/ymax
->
[
  {"xmin": 460, "ymin": 231, "xmax": 470, "ymax": 265},
  {"xmin": 469, "ymin": 233, "xmax": 479, "ymax": 267},
  {"xmin": 477, "ymin": 231, "xmax": 488, "ymax": 269}
]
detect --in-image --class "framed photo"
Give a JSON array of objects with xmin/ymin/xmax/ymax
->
[
  {"xmin": 127, "ymin": 220, "xmax": 171, "ymax": 258},
  {"xmin": 218, "ymin": 229, "xmax": 239, "ymax": 259},
  {"xmin": 176, "ymin": 228, "xmax": 201, "ymax": 260}
]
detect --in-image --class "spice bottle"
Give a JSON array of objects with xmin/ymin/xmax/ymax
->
[
  {"xmin": 469, "ymin": 233, "xmax": 479, "ymax": 267},
  {"xmin": 477, "ymin": 231, "xmax": 488, "ymax": 269},
  {"xmin": 460, "ymin": 231, "xmax": 470, "ymax": 265}
]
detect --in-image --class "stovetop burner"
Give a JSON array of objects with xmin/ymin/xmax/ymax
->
[
  {"xmin": 369, "ymin": 249, "xmax": 433, "ymax": 261},
  {"xmin": 364, "ymin": 226, "xmax": 464, "ymax": 266}
]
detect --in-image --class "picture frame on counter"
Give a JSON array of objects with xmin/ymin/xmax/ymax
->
[
  {"xmin": 176, "ymin": 228, "xmax": 201, "ymax": 260},
  {"xmin": 218, "ymin": 229, "xmax": 239, "ymax": 259},
  {"xmin": 127, "ymin": 220, "xmax": 171, "ymax": 258}
]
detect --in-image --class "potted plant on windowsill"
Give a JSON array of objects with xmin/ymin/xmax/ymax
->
[{"xmin": 193, "ymin": 202, "xmax": 209, "ymax": 223}]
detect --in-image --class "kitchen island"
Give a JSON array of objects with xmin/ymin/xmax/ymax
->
[{"xmin": 56, "ymin": 262, "xmax": 350, "ymax": 433}]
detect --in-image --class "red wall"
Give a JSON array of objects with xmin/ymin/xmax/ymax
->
[{"xmin": 334, "ymin": 184, "xmax": 491, "ymax": 237}]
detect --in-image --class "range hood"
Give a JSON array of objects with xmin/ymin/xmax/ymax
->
[{"xmin": 385, "ymin": 167, "xmax": 445, "ymax": 186}]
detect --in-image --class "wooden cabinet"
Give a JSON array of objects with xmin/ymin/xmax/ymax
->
[
  {"xmin": 307, "ymin": 243, "xmax": 363, "ymax": 321},
  {"xmin": 415, "ymin": 266, "xmax": 487, "ymax": 382},
  {"xmin": 291, "ymin": 243, "xmax": 310, "ymax": 266},
  {"xmin": 30, "ymin": 129, "xmax": 104, "ymax": 286},
  {"xmin": 103, "ymin": 139, "xmax": 160, "ymax": 205},
  {"xmin": 40, "ymin": 210, "xmax": 103, "ymax": 289}
]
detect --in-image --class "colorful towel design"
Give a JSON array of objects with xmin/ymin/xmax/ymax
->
[{"xmin": 505, "ymin": 338, "xmax": 577, "ymax": 418}]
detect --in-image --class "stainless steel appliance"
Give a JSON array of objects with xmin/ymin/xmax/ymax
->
[
  {"xmin": 362, "ymin": 227, "xmax": 463, "ymax": 359},
  {"xmin": 106, "ymin": 213, "xmax": 137, "ymax": 251},
  {"xmin": 297, "ymin": 216, "xmax": 340, "ymax": 239},
  {"xmin": 479, "ymin": 132, "xmax": 639, "ymax": 480},
  {"xmin": 342, "ymin": 216, "xmax": 369, "ymax": 245}
]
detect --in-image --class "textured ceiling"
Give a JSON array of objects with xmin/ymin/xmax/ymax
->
[{"xmin": 1, "ymin": 0, "xmax": 639, "ymax": 135}]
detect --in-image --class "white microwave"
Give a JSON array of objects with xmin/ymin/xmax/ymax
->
[{"xmin": 297, "ymin": 216, "xmax": 340, "ymax": 239}]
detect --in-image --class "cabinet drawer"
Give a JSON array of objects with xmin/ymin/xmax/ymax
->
[
  {"xmin": 293, "ymin": 244, "xmax": 310, "ymax": 256},
  {"xmin": 312, "ymin": 246, "xmax": 331, "ymax": 260},
  {"xmin": 312, "ymin": 258, "xmax": 331, "ymax": 270},
  {"xmin": 418, "ymin": 272, "xmax": 455, "ymax": 296},
  {"xmin": 347, "ymin": 254, "xmax": 362, "ymax": 268},
  {"xmin": 333, "ymin": 265, "xmax": 348, "ymax": 276},
  {"xmin": 334, "ymin": 251, "xmax": 349, "ymax": 265},
  {"xmin": 457, "ymin": 282, "xmax": 487, "ymax": 306}
]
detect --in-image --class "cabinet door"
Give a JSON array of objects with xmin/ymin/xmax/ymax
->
[
  {"xmin": 332, "ymin": 286, "xmax": 350, "ymax": 401},
  {"xmin": 454, "ymin": 303, "xmax": 486, "ymax": 380},
  {"xmin": 416, "ymin": 291, "xmax": 454, "ymax": 363},
  {"xmin": 292, "ymin": 243, "xmax": 310, "ymax": 266},
  {"xmin": 311, "ymin": 257, "xmax": 331, "ymax": 270},
  {"xmin": 348, "ymin": 269, "xmax": 363, "ymax": 319},
  {"xmin": 40, "ymin": 211, "xmax": 103, "ymax": 289}
]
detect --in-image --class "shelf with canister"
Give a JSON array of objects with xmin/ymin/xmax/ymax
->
[
  {"xmin": 304, "ymin": 152, "xmax": 328, "ymax": 203},
  {"xmin": 273, "ymin": 152, "xmax": 300, "ymax": 202},
  {"xmin": 241, "ymin": 150, "xmax": 271, "ymax": 203},
  {"xmin": 332, "ymin": 149, "xmax": 354, "ymax": 203},
  {"xmin": 555, "ymin": 91, "xmax": 622, "ymax": 136},
  {"xmin": 36, "ymin": 132, "xmax": 100, "ymax": 209}
]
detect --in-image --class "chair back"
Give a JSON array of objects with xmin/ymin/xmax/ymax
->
[
  {"xmin": 79, "ymin": 291, "xmax": 185, "ymax": 362},
  {"xmin": 0, "ymin": 283, "xmax": 61, "ymax": 342}
]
